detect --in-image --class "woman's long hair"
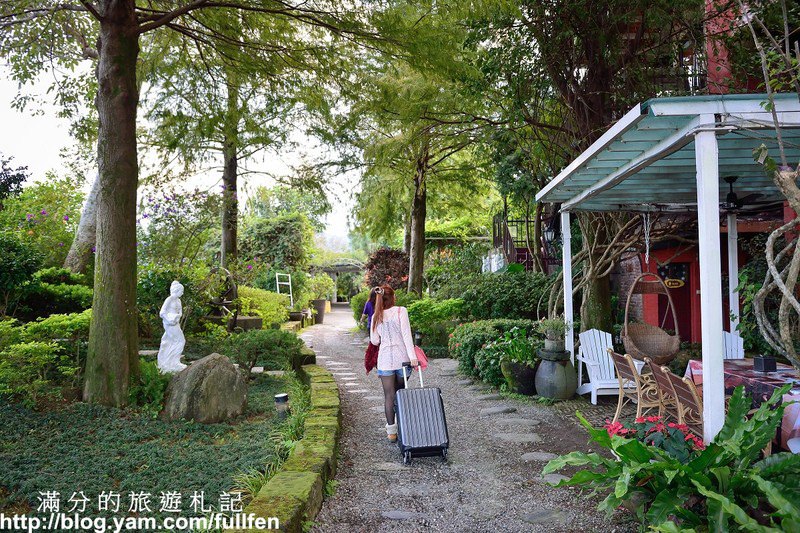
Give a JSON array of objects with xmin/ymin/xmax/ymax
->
[{"xmin": 371, "ymin": 285, "xmax": 396, "ymax": 332}]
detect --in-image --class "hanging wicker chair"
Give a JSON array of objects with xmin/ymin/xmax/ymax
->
[{"xmin": 622, "ymin": 272, "xmax": 680, "ymax": 365}]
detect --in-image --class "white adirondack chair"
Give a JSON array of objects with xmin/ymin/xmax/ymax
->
[
  {"xmin": 576, "ymin": 329, "xmax": 617, "ymax": 405},
  {"xmin": 723, "ymin": 331, "xmax": 744, "ymax": 360}
]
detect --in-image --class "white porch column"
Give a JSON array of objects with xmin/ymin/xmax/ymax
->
[
  {"xmin": 561, "ymin": 211, "xmax": 574, "ymax": 362},
  {"xmin": 695, "ymin": 121, "xmax": 726, "ymax": 443},
  {"xmin": 331, "ymin": 272, "xmax": 339, "ymax": 303},
  {"xmin": 727, "ymin": 212, "xmax": 739, "ymax": 331}
]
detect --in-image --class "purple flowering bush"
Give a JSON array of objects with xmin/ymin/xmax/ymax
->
[
  {"xmin": 0, "ymin": 174, "xmax": 82, "ymax": 267},
  {"xmin": 136, "ymin": 188, "xmax": 222, "ymax": 269}
]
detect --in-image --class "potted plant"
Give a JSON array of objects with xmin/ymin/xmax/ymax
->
[
  {"xmin": 494, "ymin": 327, "xmax": 539, "ymax": 395},
  {"xmin": 535, "ymin": 316, "xmax": 576, "ymax": 399},
  {"xmin": 306, "ymin": 274, "xmax": 335, "ymax": 325},
  {"xmin": 538, "ymin": 317, "xmax": 568, "ymax": 353}
]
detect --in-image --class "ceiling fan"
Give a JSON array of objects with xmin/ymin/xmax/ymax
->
[{"xmin": 722, "ymin": 176, "xmax": 766, "ymax": 212}]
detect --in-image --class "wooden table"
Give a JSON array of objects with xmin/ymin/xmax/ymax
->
[{"xmin": 685, "ymin": 358, "xmax": 800, "ymax": 451}]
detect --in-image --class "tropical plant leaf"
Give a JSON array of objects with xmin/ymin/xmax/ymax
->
[
  {"xmin": 646, "ymin": 490, "xmax": 684, "ymax": 525},
  {"xmin": 692, "ymin": 480, "xmax": 781, "ymax": 532},
  {"xmin": 749, "ymin": 474, "xmax": 800, "ymax": 522}
]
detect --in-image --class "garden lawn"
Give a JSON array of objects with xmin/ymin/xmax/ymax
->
[{"xmin": 0, "ymin": 374, "xmax": 288, "ymax": 519}]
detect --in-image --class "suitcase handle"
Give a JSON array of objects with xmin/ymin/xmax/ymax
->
[{"xmin": 402, "ymin": 362, "xmax": 424, "ymax": 388}]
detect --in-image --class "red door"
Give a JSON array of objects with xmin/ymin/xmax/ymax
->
[{"xmin": 657, "ymin": 263, "xmax": 692, "ymax": 343}]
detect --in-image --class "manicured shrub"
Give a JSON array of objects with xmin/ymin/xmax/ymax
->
[
  {"xmin": 0, "ymin": 341, "xmax": 71, "ymax": 407},
  {"xmin": 458, "ymin": 271, "xmax": 552, "ymax": 320},
  {"xmin": 224, "ymin": 329, "xmax": 304, "ymax": 373},
  {"xmin": 449, "ymin": 319, "xmax": 536, "ymax": 378},
  {"xmin": 0, "ymin": 232, "xmax": 41, "ymax": 316},
  {"xmin": 33, "ymin": 267, "xmax": 89, "ymax": 286},
  {"xmin": 17, "ymin": 281, "xmax": 93, "ymax": 320},
  {"xmin": 407, "ymin": 297, "xmax": 463, "ymax": 347},
  {"xmin": 365, "ymin": 247, "xmax": 409, "ymax": 290},
  {"xmin": 237, "ymin": 285, "xmax": 290, "ymax": 327}
]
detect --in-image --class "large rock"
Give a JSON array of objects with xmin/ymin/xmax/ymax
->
[{"xmin": 161, "ymin": 353, "xmax": 247, "ymax": 423}]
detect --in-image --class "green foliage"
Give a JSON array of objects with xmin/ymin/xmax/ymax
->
[
  {"xmin": 137, "ymin": 266, "xmax": 208, "ymax": 337},
  {"xmin": 246, "ymin": 185, "xmax": 331, "ymax": 233},
  {"xmin": 0, "ymin": 173, "xmax": 83, "ymax": 267},
  {"xmin": 425, "ymin": 216, "xmax": 490, "ymax": 240},
  {"xmin": 137, "ymin": 189, "xmax": 222, "ymax": 270},
  {"xmin": 0, "ymin": 319, "xmax": 23, "ymax": 350},
  {"xmin": 224, "ymin": 329, "xmax": 304, "ymax": 374},
  {"xmin": 351, "ymin": 289, "xmax": 371, "ymax": 326},
  {"xmin": 736, "ymin": 234, "xmax": 780, "ymax": 355},
  {"xmin": 449, "ymin": 319, "xmax": 536, "ymax": 378},
  {"xmin": 33, "ymin": 267, "xmax": 89, "ymax": 286},
  {"xmin": 0, "ymin": 374, "xmax": 292, "ymax": 520},
  {"xmin": 20, "ymin": 310, "xmax": 92, "ymax": 390},
  {"xmin": 305, "ymin": 273, "xmax": 336, "ymax": 300},
  {"xmin": 128, "ymin": 359, "xmax": 172, "ymax": 417},
  {"xmin": 426, "ymin": 242, "xmax": 488, "ymax": 297},
  {"xmin": 234, "ymin": 373, "xmax": 311, "ymax": 502},
  {"xmin": 407, "ymin": 297, "xmax": 463, "ymax": 346},
  {"xmin": 544, "ymin": 386, "xmax": 799, "ymax": 530},
  {"xmin": 16, "ymin": 269, "xmax": 93, "ymax": 320},
  {"xmin": 0, "ymin": 155, "xmax": 28, "ymax": 204},
  {"xmin": 0, "ymin": 231, "xmax": 42, "ymax": 316},
  {"xmin": 476, "ymin": 326, "xmax": 539, "ymax": 387},
  {"xmin": 23, "ymin": 309, "xmax": 92, "ymax": 342},
  {"xmin": 0, "ymin": 341, "xmax": 68, "ymax": 408},
  {"xmin": 241, "ymin": 213, "xmax": 315, "ymax": 271},
  {"xmin": 457, "ymin": 271, "xmax": 552, "ymax": 320},
  {"xmin": 365, "ymin": 247, "xmax": 409, "ymax": 290},
  {"xmin": 237, "ymin": 285, "xmax": 290, "ymax": 327},
  {"xmin": 537, "ymin": 317, "xmax": 568, "ymax": 340}
]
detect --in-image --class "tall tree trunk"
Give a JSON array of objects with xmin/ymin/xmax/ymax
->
[
  {"xmin": 220, "ymin": 72, "xmax": 239, "ymax": 268},
  {"xmin": 403, "ymin": 207, "xmax": 412, "ymax": 253},
  {"xmin": 84, "ymin": 1, "xmax": 140, "ymax": 406},
  {"xmin": 581, "ymin": 272, "xmax": 613, "ymax": 333},
  {"xmin": 407, "ymin": 149, "xmax": 428, "ymax": 296},
  {"xmin": 579, "ymin": 218, "xmax": 613, "ymax": 333},
  {"xmin": 64, "ymin": 172, "xmax": 100, "ymax": 274},
  {"xmin": 220, "ymin": 142, "xmax": 237, "ymax": 268}
]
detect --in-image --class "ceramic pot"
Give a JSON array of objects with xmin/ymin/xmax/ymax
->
[
  {"xmin": 535, "ymin": 357, "xmax": 577, "ymax": 400},
  {"xmin": 311, "ymin": 299, "xmax": 327, "ymax": 324}
]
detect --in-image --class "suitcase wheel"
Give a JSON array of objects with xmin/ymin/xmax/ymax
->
[
  {"xmin": 441, "ymin": 449, "xmax": 448, "ymax": 462},
  {"xmin": 402, "ymin": 451, "xmax": 412, "ymax": 465}
]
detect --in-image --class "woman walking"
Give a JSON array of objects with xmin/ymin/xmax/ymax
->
[{"xmin": 369, "ymin": 285, "xmax": 418, "ymax": 442}]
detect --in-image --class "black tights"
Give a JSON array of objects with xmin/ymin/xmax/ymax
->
[{"xmin": 380, "ymin": 374, "xmax": 406, "ymax": 425}]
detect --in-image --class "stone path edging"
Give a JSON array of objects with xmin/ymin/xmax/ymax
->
[{"xmin": 227, "ymin": 361, "xmax": 341, "ymax": 533}]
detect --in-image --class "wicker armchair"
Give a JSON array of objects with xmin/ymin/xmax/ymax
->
[{"xmin": 608, "ymin": 350, "xmax": 660, "ymax": 423}]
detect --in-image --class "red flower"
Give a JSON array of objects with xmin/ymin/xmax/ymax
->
[
  {"xmin": 635, "ymin": 417, "xmax": 646, "ymax": 424},
  {"xmin": 604, "ymin": 421, "xmax": 626, "ymax": 437},
  {"xmin": 646, "ymin": 415, "xmax": 661, "ymax": 423}
]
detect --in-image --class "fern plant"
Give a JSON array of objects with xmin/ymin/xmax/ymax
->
[{"xmin": 544, "ymin": 385, "xmax": 800, "ymax": 530}]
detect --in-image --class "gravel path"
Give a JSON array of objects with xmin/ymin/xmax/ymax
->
[{"xmin": 303, "ymin": 304, "xmax": 632, "ymax": 532}]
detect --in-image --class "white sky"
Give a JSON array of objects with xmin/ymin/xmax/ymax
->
[{"xmin": 0, "ymin": 74, "xmax": 356, "ymax": 245}]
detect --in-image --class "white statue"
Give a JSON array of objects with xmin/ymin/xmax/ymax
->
[{"xmin": 157, "ymin": 280, "xmax": 187, "ymax": 373}]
